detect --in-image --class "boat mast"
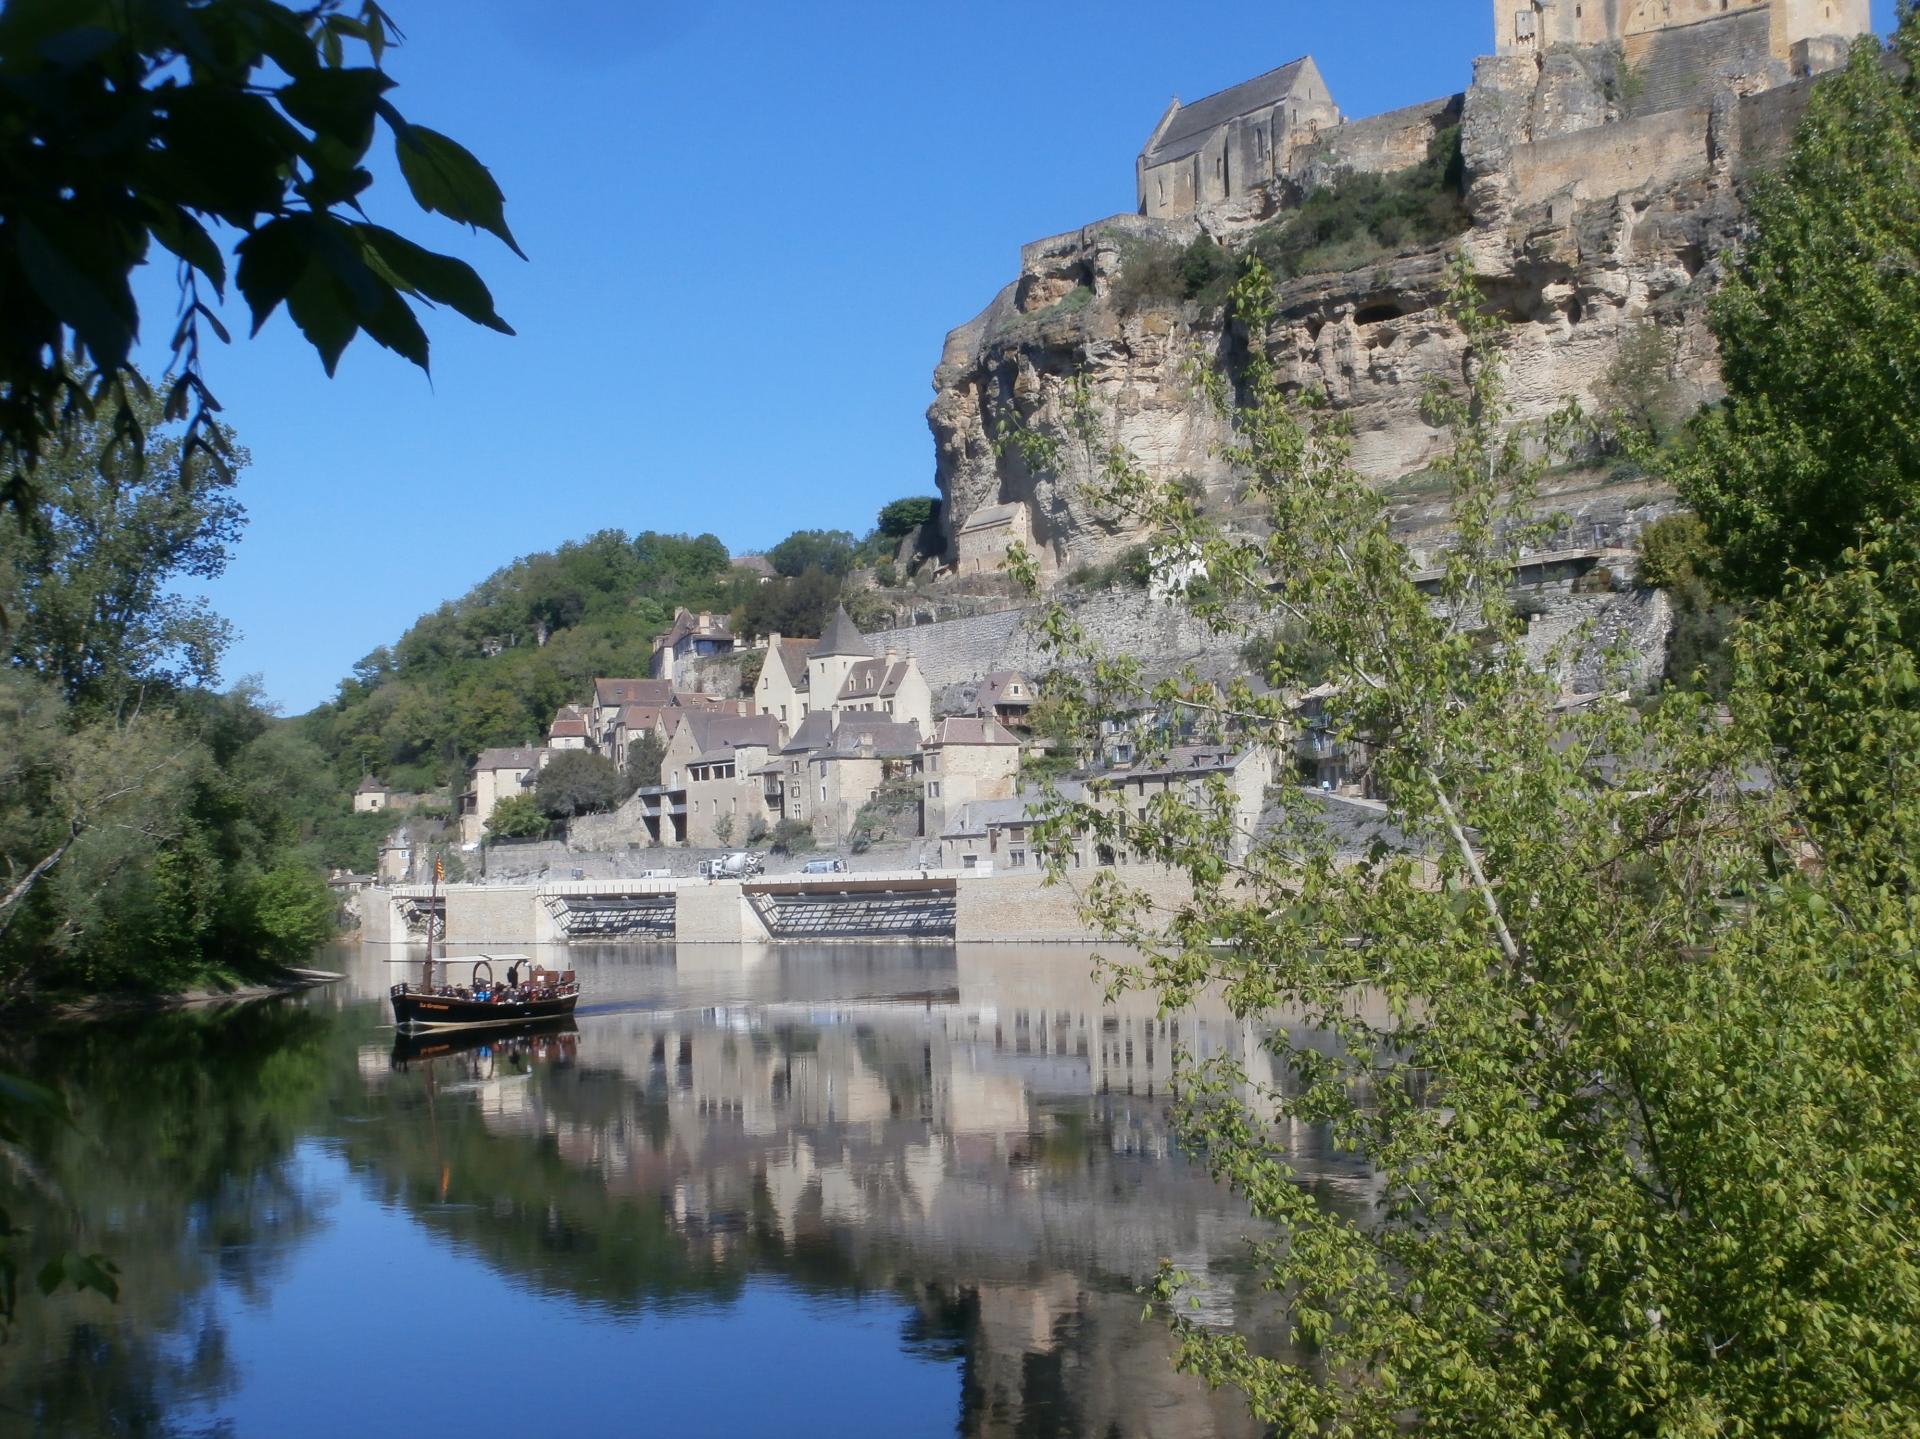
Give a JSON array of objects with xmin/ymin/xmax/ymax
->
[{"xmin": 421, "ymin": 855, "xmax": 442, "ymax": 991}]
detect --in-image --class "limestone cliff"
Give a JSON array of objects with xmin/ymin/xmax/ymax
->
[{"xmin": 927, "ymin": 49, "xmax": 1826, "ymax": 582}]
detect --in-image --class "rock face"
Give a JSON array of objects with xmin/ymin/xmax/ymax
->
[{"xmin": 926, "ymin": 50, "xmax": 1826, "ymax": 583}]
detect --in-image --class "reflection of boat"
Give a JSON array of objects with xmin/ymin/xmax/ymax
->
[
  {"xmin": 390, "ymin": 1018, "xmax": 579, "ymax": 1070},
  {"xmin": 391, "ymin": 956, "xmax": 580, "ymax": 1031}
]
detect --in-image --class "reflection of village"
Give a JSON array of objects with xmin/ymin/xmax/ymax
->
[{"xmin": 363, "ymin": 945, "xmax": 1383, "ymax": 1438}]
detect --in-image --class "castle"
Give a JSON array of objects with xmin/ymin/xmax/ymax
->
[{"xmin": 1137, "ymin": 0, "xmax": 1871, "ymax": 220}]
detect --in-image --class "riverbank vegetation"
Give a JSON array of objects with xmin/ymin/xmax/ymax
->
[{"xmin": 1008, "ymin": 20, "xmax": 1920, "ymax": 1432}]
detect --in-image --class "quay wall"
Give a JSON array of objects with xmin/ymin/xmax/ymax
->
[{"xmin": 954, "ymin": 867, "xmax": 1197, "ymax": 944}]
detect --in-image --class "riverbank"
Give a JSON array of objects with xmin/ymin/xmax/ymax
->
[{"xmin": 37, "ymin": 965, "xmax": 344, "ymax": 1021}]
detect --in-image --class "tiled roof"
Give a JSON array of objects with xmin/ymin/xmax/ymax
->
[
  {"xmin": 354, "ymin": 775, "xmax": 386, "ymax": 794},
  {"xmin": 594, "ymin": 677, "xmax": 673, "ymax": 708},
  {"xmin": 930, "ymin": 717, "xmax": 1021, "ymax": 746},
  {"xmin": 811, "ymin": 606, "xmax": 870, "ymax": 659},
  {"xmin": 836, "ymin": 657, "xmax": 914, "ymax": 702},
  {"xmin": 1144, "ymin": 57, "xmax": 1314, "ymax": 166},
  {"xmin": 770, "ymin": 636, "xmax": 812, "ymax": 688},
  {"xmin": 731, "ymin": 554, "xmax": 777, "ymax": 578},
  {"xmin": 977, "ymin": 670, "xmax": 1033, "ymax": 709},
  {"xmin": 681, "ymin": 710, "xmax": 782, "ymax": 758},
  {"xmin": 957, "ymin": 502, "xmax": 1025, "ymax": 533},
  {"xmin": 821, "ymin": 718, "xmax": 921, "ymax": 760},
  {"xmin": 943, "ymin": 783, "xmax": 1083, "ymax": 839},
  {"xmin": 473, "ymin": 746, "xmax": 543, "ymax": 771},
  {"xmin": 782, "ymin": 710, "xmax": 836, "ymax": 755}
]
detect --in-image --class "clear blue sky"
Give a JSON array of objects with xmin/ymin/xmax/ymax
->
[{"xmin": 164, "ymin": 0, "xmax": 1902, "ymax": 712}]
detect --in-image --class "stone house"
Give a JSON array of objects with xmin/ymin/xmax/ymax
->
[
  {"xmin": 461, "ymin": 745, "xmax": 548, "ymax": 843},
  {"xmin": 590, "ymin": 678, "xmax": 673, "ymax": 752},
  {"xmin": 939, "ymin": 783, "xmax": 1084, "ymax": 872},
  {"xmin": 352, "ymin": 776, "xmax": 390, "ymax": 813},
  {"xmin": 922, "ymin": 717, "xmax": 1023, "ymax": 844},
  {"xmin": 546, "ymin": 705, "xmax": 591, "ymax": 750},
  {"xmin": 663, "ymin": 711, "xmax": 785, "ymax": 848},
  {"xmin": 774, "ymin": 712, "xmax": 921, "ymax": 847},
  {"xmin": 753, "ymin": 608, "xmax": 933, "ymax": 735},
  {"xmin": 650, "ymin": 608, "xmax": 735, "ymax": 682},
  {"xmin": 952, "ymin": 501, "xmax": 1035, "ymax": 578},
  {"xmin": 1137, "ymin": 56, "xmax": 1340, "ymax": 220},
  {"xmin": 974, "ymin": 670, "xmax": 1036, "ymax": 730}
]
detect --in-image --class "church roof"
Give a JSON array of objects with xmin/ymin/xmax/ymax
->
[
  {"xmin": 811, "ymin": 606, "xmax": 870, "ymax": 659},
  {"xmin": 1144, "ymin": 56, "xmax": 1316, "ymax": 166}
]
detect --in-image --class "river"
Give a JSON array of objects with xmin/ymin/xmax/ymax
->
[{"xmin": 0, "ymin": 942, "xmax": 1375, "ymax": 1437}]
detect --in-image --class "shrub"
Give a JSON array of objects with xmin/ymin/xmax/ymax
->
[
  {"xmin": 485, "ymin": 793, "xmax": 548, "ymax": 840},
  {"xmin": 746, "ymin": 815, "xmax": 769, "ymax": 847},
  {"xmin": 1571, "ymin": 565, "xmax": 1616, "ymax": 595},
  {"xmin": 1112, "ymin": 235, "xmax": 1238, "ymax": 312},
  {"xmin": 770, "ymin": 818, "xmax": 815, "ymax": 855},
  {"xmin": 1241, "ymin": 623, "xmax": 1337, "ymax": 687},
  {"xmin": 1598, "ymin": 321, "xmax": 1690, "ymax": 452},
  {"xmin": 535, "ymin": 749, "xmax": 624, "ymax": 818},
  {"xmin": 1635, "ymin": 513, "xmax": 1713, "ymax": 591}
]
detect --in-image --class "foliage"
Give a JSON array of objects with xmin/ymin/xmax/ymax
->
[
  {"xmin": 625, "ymin": 731, "xmax": 667, "ymax": 790},
  {"xmin": 1011, "ymin": 245, "xmax": 1920, "ymax": 1434},
  {"xmin": 1670, "ymin": 22, "xmax": 1920, "ymax": 600},
  {"xmin": 736, "ymin": 567, "xmax": 843, "ymax": 639},
  {"xmin": 875, "ymin": 497, "xmax": 940, "ymax": 540},
  {"xmin": 0, "ymin": 0, "xmax": 518, "ymax": 522},
  {"xmin": 745, "ymin": 815, "xmax": 769, "ymax": 847},
  {"xmin": 1239, "ymin": 622, "xmax": 1336, "ymax": 689},
  {"xmin": 1635, "ymin": 513, "xmax": 1713, "ymax": 591},
  {"xmin": 769, "ymin": 818, "xmax": 815, "ymax": 855},
  {"xmin": 767, "ymin": 529, "xmax": 857, "ymax": 578},
  {"xmin": 1065, "ymin": 544, "xmax": 1151, "ymax": 591},
  {"xmin": 714, "ymin": 813, "xmax": 735, "ymax": 847},
  {"xmin": 1597, "ymin": 320, "xmax": 1689, "ymax": 453},
  {"xmin": 533, "ymin": 750, "xmax": 623, "ymax": 820},
  {"xmin": 483, "ymin": 793, "xmax": 546, "ymax": 840},
  {"xmin": 0, "ymin": 1072, "xmax": 118, "ymax": 1340},
  {"xmin": 244, "ymin": 863, "xmax": 337, "ymax": 963},
  {"xmin": 735, "ymin": 649, "xmax": 765, "ymax": 694},
  {"xmin": 1112, "ymin": 235, "xmax": 1238, "ymax": 312},
  {"xmin": 1244, "ymin": 125, "xmax": 1468, "ymax": 282},
  {"xmin": 0, "ymin": 379, "xmax": 244, "ymax": 706}
]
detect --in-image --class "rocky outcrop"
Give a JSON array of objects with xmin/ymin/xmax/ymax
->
[{"xmin": 927, "ymin": 47, "xmax": 1824, "ymax": 585}]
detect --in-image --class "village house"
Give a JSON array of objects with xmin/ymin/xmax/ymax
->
[
  {"xmin": 650, "ymin": 608, "xmax": 735, "ymax": 682},
  {"xmin": 951, "ymin": 501, "xmax": 1035, "ymax": 577},
  {"xmin": 922, "ymin": 716, "xmax": 1023, "ymax": 843},
  {"xmin": 589, "ymin": 677, "xmax": 673, "ymax": 752},
  {"xmin": 546, "ymin": 705, "xmax": 592, "ymax": 750},
  {"xmin": 460, "ymin": 746, "xmax": 548, "ymax": 843},
  {"xmin": 808, "ymin": 718, "xmax": 924, "ymax": 848},
  {"xmin": 661, "ymin": 711, "xmax": 785, "ymax": 848},
  {"xmin": 730, "ymin": 554, "xmax": 777, "ymax": 584},
  {"xmin": 753, "ymin": 608, "xmax": 934, "ymax": 734},
  {"xmin": 352, "ymin": 776, "xmax": 391, "ymax": 813},
  {"xmin": 940, "ymin": 783, "xmax": 1084, "ymax": 872},
  {"xmin": 973, "ymin": 670, "xmax": 1036, "ymax": 731}
]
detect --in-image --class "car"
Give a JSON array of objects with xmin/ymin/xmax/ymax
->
[
  {"xmin": 635, "ymin": 868, "xmax": 672, "ymax": 880},
  {"xmin": 801, "ymin": 857, "xmax": 849, "ymax": 874}
]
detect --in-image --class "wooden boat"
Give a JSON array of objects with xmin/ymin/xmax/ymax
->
[
  {"xmin": 390, "ymin": 955, "xmax": 580, "ymax": 1031},
  {"xmin": 390, "ymin": 859, "xmax": 581, "ymax": 1032}
]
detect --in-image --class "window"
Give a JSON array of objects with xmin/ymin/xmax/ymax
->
[
  {"xmin": 1009, "ymin": 849, "xmax": 1027, "ymax": 867},
  {"xmin": 926, "ymin": 752, "xmax": 939, "ymax": 772},
  {"xmin": 927, "ymin": 782, "xmax": 941, "ymax": 798}
]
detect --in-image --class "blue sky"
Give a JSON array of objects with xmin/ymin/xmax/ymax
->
[{"xmin": 160, "ymin": 0, "xmax": 1901, "ymax": 712}]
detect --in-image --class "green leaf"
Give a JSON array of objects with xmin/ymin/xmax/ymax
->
[
  {"xmin": 235, "ymin": 217, "xmax": 317, "ymax": 336},
  {"xmin": 14, "ymin": 217, "xmax": 138, "ymax": 369},
  {"xmin": 393, "ymin": 124, "xmax": 526, "ymax": 259},
  {"xmin": 143, "ymin": 202, "xmax": 226, "ymax": 294},
  {"xmin": 279, "ymin": 66, "xmax": 393, "ymax": 159},
  {"xmin": 357, "ymin": 225, "xmax": 513, "ymax": 334}
]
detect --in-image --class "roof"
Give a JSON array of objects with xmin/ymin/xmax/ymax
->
[
  {"xmin": 731, "ymin": 554, "xmax": 777, "ymax": 578},
  {"xmin": 769, "ymin": 636, "xmax": 813, "ymax": 688},
  {"xmin": 354, "ymin": 775, "xmax": 387, "ymax": 794},
  {"xmin": 837, "ymin": 657, "xmax": 915, "ymax": 702},
  {"xmin": 976, "ymin": 670, "xmax": 1033, "ymax": 709},
  {"xmin": 680, "ymin": 710, "xmax": 782, "ymax": 759},
  {"xmin": 782, "ymin": 710, "xmax": 837, "ymax": 755},
  {"xmin": 811, "ymin": 606, "xmax": 871, "ymax": 660},
  {"xmin": 473, "ymin": 746, "xmax": 543, "ymax": 772},
  {"xmin": 821, "ymin": 719, "xmax": 922, "ymax": 761},
  {"xmin": 1144, "ymin": 57, "xmax": 1315, "ymax": 166},
  {"xmin": 657, "ymin": 607, "xmax": 733, "ymax": 650},
  {"xmin": 595, "ymin": 677, "xmax": 673, "ymax": 708},
  {"xmin": 930, "ymin": 716, "xmax": 1021, "ymax": 747},
  {"xmin": 957, "ymin": 502, "xmax": 1025, "ymax": 533},
  {"xmin": 1101, "ymin": 745, "xmax": 1252, "ymax": 782},
  {"xmin": 547, "ymin": 713, "xmax": 588, "ymax": 738},
  {"xmin": 943, "ymin": 783, "xmax": 1084, "ymax": 839},
  {"xmin": 618, "ymin": 703, "xmax": 668, "ymax": 730}
]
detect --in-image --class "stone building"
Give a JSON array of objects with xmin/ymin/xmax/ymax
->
[
  {"xmin": 1137, "ymin": 56, "xmax": 1340, "ymax": 220},
  {"xmin": 922, "ymin": 717, "xmax": 1024, "ymax": 845},
  {"xmin": 352, "ymin": 776, "xmax": 390, "ymax": 813},
  {"xmin": 650, "ymin": 608, "xmax": 735, "ymax": 683},
  {"xmin": 662, "ymin": 711, "xmax": 785, "ymax": 847},
  {"xmin": 952, "ymin": 500, "xmax": 1035, "ymax": 577},
  {"xmin": 589, "ymin": 677, "xmax": 673, "ymax": 752},
  {"xmin": 460, "ymin": 746, "xmax": 548, "ymax": 843},
  {"xmin": 546, "ymin": 705, "xmax": 591, "ymax": 751},
  {"xmin": 753, "ymin": 609, "xmax": 934, "ymax": 735},
  {"xmin": 773, "ymin": 712, "xmax": 922, "ymax": 846},
  {"xmin": 1492, "ymin": 0, "xmax": 1869, "ymax": 71}
]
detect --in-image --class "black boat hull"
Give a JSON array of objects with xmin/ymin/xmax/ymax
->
[{"xmin": 390, "ymin": 987, "xmax": 579, "ymax": 1031}]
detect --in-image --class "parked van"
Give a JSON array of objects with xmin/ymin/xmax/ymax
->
[
  {"xmin": 801, "ymin": 857, "xmax": 849, "ymax": 874},
  {"xmin": 635, "ymin": 868, "xmax": 672, "ymax": 880}
]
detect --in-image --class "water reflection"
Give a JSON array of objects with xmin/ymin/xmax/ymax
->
[{"xmin": 0, "ymin": 944, "xmax": 1378, "ymax": 1438}]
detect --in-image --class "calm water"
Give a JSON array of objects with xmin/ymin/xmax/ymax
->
[{"xmin": 0, "ymin": 943, "xmax": 1375, "ymax": 1438}]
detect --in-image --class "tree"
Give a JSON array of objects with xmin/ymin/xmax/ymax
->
[
  {"xmin": 625, "ymin": 732, "xmax": 667, "ymax": 790},
  {"xmin": 483, "ymin": 793, "xmax": 546, "ymax": 840},
  {"xmin": 767, "ymin": 529, "xmax": 856, "ymax": 578},
  {"xmin": 875, "ymin": 497, "xmax": 939, "ymax": 540},
  {"xmin": 769, "ymin": 818, "xmax": 814, "ymax": 855},
  {"xmin": 0, "ymin": 0, "xmax": 519, "ymax": 519},
  {"xmin": 533, "ymin": 750, "xmax": 623, "ymax": 820},
  {"xmin": 737, "ymin": 567, "xmax": 842, "ymax": 638},
  {"xmin": 1671, "ymin": 21, "xmax": 1920, "ymax": 598},
  {"xmin": 0, "ymin": 382, "xmax": 244, "ymax": 706},
  {"xmin": 1011, "ymin": 249, "xmax": 1920, "ymax": 1433}
]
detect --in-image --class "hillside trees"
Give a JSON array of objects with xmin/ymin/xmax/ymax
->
[
  {"xmin": 0, "ymin": 0, "xmax": 518, "ymax": 522},
  {"xmin": 1011, "ymin": 235, "xmax": 1920, "ymax": 1431},
  {"xmin": 767, "ymin": 529, "xmax": 857, "ymax": 578},
  {"xmin": 534, "ymin": 750, "xmax": 624, "ymax": 821},
  {"xmin": 1671, "ymin": 18, "xmax": 1920, "ymax": 598}
]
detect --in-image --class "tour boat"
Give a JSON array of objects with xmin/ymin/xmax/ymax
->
[
  {"xmin": 389, "ymin": 954, "xmax": 580, "ymax": 1031},
  {"xmin": 389, "ymin": 859, "xmax": 580, "ymax": 1031}
]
